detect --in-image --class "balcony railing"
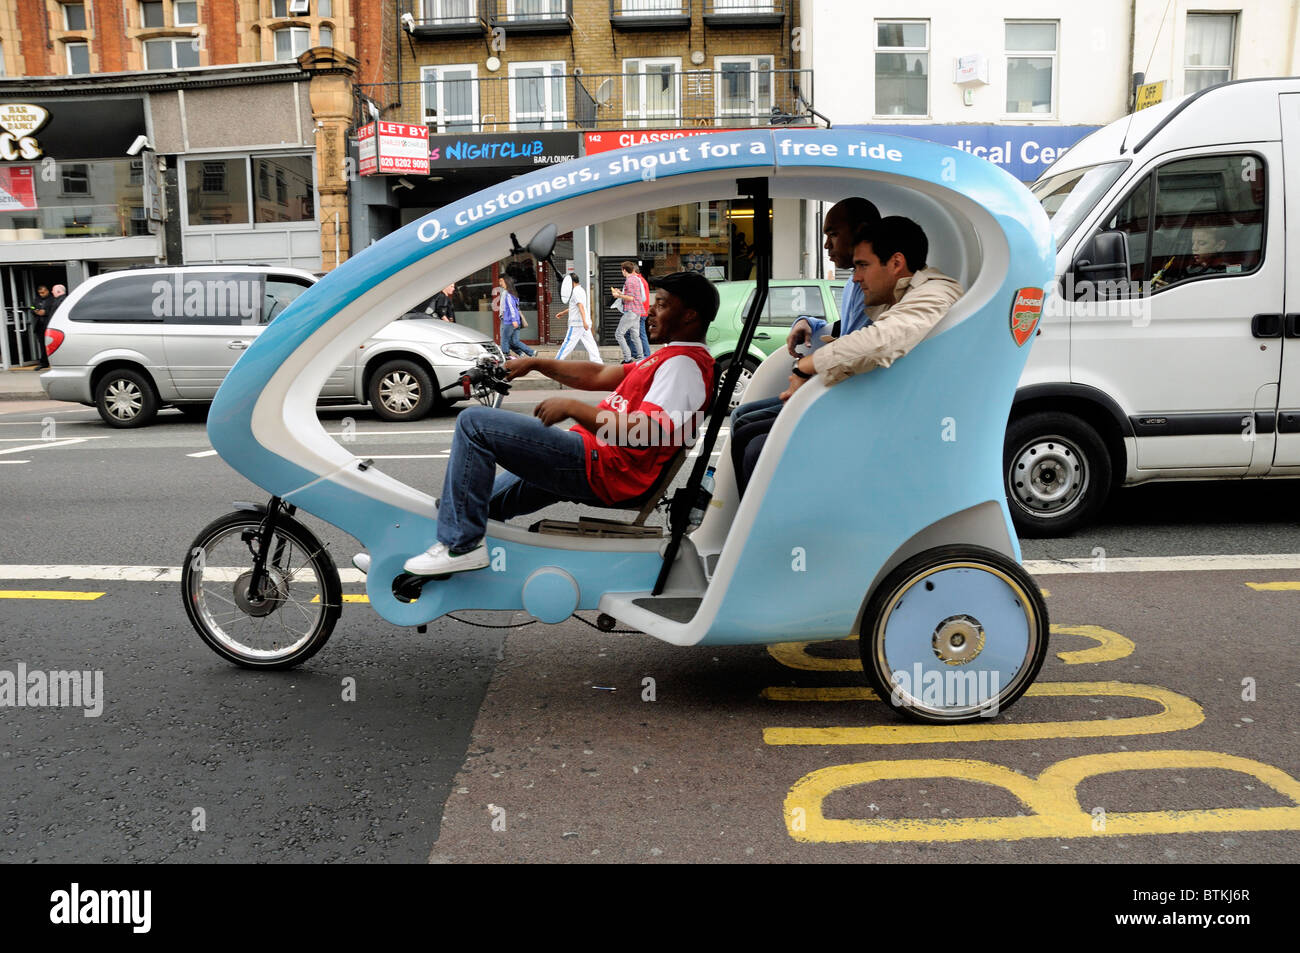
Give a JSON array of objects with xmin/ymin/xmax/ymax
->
[
  {"xmin": 357, "ymin": 68, "xmax": 815, "ymax": 136},
  {"xmin": 702, "ymin": 0, "xmax": 785, "ymax": 28},
  {"xmin": 492, "ymin": 0, "xmax": 573, "ymax": 31},
  {"xmin": 404, "ymin": 0, "xmax": 488, "ymax": 36},
  {"xmin": 609, "ymin": 0, "xmax": 692, "ymax": 30}
]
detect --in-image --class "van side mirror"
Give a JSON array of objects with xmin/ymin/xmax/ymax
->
[{"xmin": 1072, "ymin": 230, "xmax": 1131, "ymax": 299}]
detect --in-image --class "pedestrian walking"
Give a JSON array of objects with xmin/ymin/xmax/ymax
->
[
  {"xmin": 497, "ymin": 276, "xmax": 535, "ymax": 357},
  {"xmin": 555, "ymin": 275, "xmax": 603, "ymax": 362}
]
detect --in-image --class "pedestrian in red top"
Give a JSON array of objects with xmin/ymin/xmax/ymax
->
[
  {"xmin": 611, "ymin": 259, "xmax": 648, "ymax": 363},
  {"xmin": 396, "ymin": 272, "xmax": 718, "ymax": 577}
]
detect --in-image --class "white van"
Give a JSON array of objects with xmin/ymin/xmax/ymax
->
[{"xmin": 1007, "ymin": 77, "xmax": 1297, "ymax": 535}]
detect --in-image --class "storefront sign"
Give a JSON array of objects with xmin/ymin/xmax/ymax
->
[
  {"xmin": 427, "ymin": 132, "xmax": 580, "ymax": 169},
  {"xmin": 358, "ymin": 121, "xmax": 430, "ymax": 176},
  {"xmin": 1135, "ymin": 82, "xmax": 1166, "ymax": 111},
  {"xmin": 0, "ymin": 104, "xmax": 49, "ymax": 161},
  {"xmin": 843, "ymin": 124, "xmax": 1101, "ymax": 181},
  {"xmin": 584, "ymin": 127, "xmax": 812, "ymax": 156},
  {"xmin": 0, "ymin": 166, "xmax": 37, "ymax": 211}
]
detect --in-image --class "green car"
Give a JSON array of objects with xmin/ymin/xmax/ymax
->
[{"xmin": 705, "ymin": 278, "xmax": 844, "ymax": 409}]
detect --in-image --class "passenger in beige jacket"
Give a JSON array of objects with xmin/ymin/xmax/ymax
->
[{"xmin": 734, "ymin": 216, "xmax": 964, "ymax": 495}]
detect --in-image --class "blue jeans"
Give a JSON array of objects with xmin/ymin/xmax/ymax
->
[
  {"xmin": 615, "ymin": 313, "xmax": 643, "ymax": 361},
  {"xmin": 501, "ymin": 323, "xmax": 535, "ymax": 357},
  {"xmin": 437, "ymin": 406, "xmax": 605, "ymax": 551},
  {"xmin": 638, "ymin": 316, "xmax": 650, "ymax": 356},
  {"xmin": 729, "ymin": 395, "xmax": 784, "ymax": 498}
]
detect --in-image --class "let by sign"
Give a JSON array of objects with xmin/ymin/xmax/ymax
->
[{"xmin": 358, "ymin": 121, "xmax": 430, "ymax": 176}]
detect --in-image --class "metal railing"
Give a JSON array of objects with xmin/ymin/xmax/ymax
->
[
  {"xmin": 609, "ymin": 0, "xmax": 692, "ymax": 19},
  {"xmin": 357, "ymin": 68, "xmax": 814, "ymax": 134},
  {"xmin": 702, "ymin": 0, "xmax": 782, "ymax": 15}
]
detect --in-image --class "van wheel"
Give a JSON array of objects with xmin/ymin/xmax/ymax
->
[
  {"xmin": 717, "ymin": 354, "xmax": 761, "ymax": 412},
  {"xmin": 369, "ymin": 359, "xmax": 435, "ymax": 422},
  {"xmin": 1004, "ymin": 411, "xmax": 1111, "ymax": 537},
  {"xmin": 94, "ymin": 368, "xmax": 158, "ymax": 428}
]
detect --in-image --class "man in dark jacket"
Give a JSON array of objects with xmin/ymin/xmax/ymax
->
[{"xmin": 31, "ymin": 285, "xmax": 54, "ymax": 368}]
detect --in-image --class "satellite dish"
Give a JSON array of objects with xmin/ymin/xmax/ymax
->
[
  {"xmin": 594, "ymin": 79, "xmax": 615, "ymax": 108},
  {"xmin": 560, "ymin": 274, "xmax": 574, "ymax": 304}
]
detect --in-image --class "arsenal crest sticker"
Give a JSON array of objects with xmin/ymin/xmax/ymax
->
[{"xmin": 1010, "ymin": 287, "xmax": 1044, "ymax": 347}]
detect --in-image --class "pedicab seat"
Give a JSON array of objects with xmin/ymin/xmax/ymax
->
[{"xmin": 529, "ymin": 445, "xmax": 691, "ymax": 538}]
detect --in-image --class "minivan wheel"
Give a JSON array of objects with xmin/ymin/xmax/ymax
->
[
  {"xmin": 1004, "ymin": 411, "xmax": 1112, "ymax": 538},
  {"xmin": 368, "ymin": 359, "xmax": 435, "ymax": 422},
  {"xmin": 94, "ymin": 368, "xmax": 159, "ymax": 428},
  {"xmin": 717, "ymin": 354, "xmax": 761, "ymax": 412}
]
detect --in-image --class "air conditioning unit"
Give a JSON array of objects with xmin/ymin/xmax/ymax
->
[{"xmin": 288, "ymin": 0, "xmax": 309, "ymax": 15}]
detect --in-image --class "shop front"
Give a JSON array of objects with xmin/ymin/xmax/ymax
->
[
  {"xmin": 351, "ymin": 129, "xmax": 582, "ymax": 345},
  {"xmin": 0, "ymin": 94, "xmax": 160, "ymax": 368}
]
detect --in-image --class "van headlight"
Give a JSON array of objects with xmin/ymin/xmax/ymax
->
[{"xmin": 440, "ymin": 342, "xmax": 482, "ymax": 361}]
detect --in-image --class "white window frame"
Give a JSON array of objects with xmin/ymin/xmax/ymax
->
[
  {"xmin": 139, "ymin": 0, "xmax": 165, "ymax": 28},
  {"xmin": 714, "ymin": 54, "xmax": 774, "ymax": 126},
  {"xmin": 173, "ymin": 0, "xmax": 199, "ymax": 26},
  {"xmin": 421, "ymin": 63, "xmax": 479, "ymax": 133},
  {"xmin": 144, "ymin": 36, "xmax": 198, "ymax": 69},
  {"xmin": 180, "ymin": 151, "xmax": 316, "ymax": 233},
  {"xmin": 1003, "ymin": 20, "xmax": 1059, "ymax": 118},
  {"xmin": 873, "ymin": 19, "xmax": 929, "ymax": 118},
  {"xmin": 273, "ymin": 26, "xmax": 311, "ymax": 61},
  {"xmin": 271, "ymin": 0, "xmax": 288, "ymax": 17},
  {"xmin": 62, "ymin": 2, "xmax": 88, "ymax": 30},
  {"xmin": 620, "ymin": 0, "xmax": 685, "ymax": 13},
  {"xmin": 421, "ymin": 0, "xmax": 477, "ymax": 21},
  {"xmin": 65, "ymin": 41, "xmax": 90, "ymax": 75},
  {"xmin": 318, "ymin": 25, "xmax": 333, "ymax": 47},
  {"xmin": 508, "ymin": 60, "xmax": 568, "ymax": 131},
  {"xmin": 1184, "ymin": 12, "xmax": 1236, "ymax": 94},
  {"xmin": 507, "ymin": 0, "xmax": 567, "ymax": 18},
  {"xmin": 623, "ymin": 57, "xmax": 682, "ymax": 127}
]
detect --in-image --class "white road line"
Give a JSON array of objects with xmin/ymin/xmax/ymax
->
[
  {"xmin": 187, "ymin": 450, "xmax": 218, "ymax": 458},
  {"xmin": 326, "ymin": 429, "xmax": 456, "ymax": 437},
  {"xmin": 0, "ymin": 459, "xmax": 30, "ymax": 464},
  {"xmin": 366, "ymin": 453, "xmax": 449, "ymax": 459},
  {"xmin": 0, "ymin": 438, "xmax": 87, "ymax": 456},
  {"xmin": 1023, "ymin": 553, "xmax": 1300, "ymax": 574},
  {"xmin": 0, "ymin": 564, "xmax": 367, "ymax": 583},
  {"xmin": 0, "ymin": 435, "xmax": 109, "ymax": 442}
]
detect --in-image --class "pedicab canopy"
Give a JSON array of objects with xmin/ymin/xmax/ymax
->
[{"xmin": 209, "ymin": 128, "xmax": 1054, "ymax": 640}]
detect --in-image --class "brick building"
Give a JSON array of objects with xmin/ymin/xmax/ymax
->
[
  {"xmin": 0, "ymin": 0, "xmax": 388, "ymax": 358},
  {"xmin": 350, "ymin": 1, "xmax": 813, "ymax": 345}
]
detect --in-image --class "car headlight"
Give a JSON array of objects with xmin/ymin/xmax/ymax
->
[{"xmin": 440, "ymin": 342, "xmax": 482, "ymax": 361}]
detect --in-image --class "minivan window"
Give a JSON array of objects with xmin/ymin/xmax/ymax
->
[
  {"xmin": 68, "ymin": 275, "xmax": 166, "ymax": 323},
  {"xmin": 263, "ymin": 276, "xmax": 313, "ymax": 324},
  {"xmin": 1031, "ymin": 160, "xmax": 1127, "ymax": 245},
  {"xmin": 744, "ymin": 285, "xmax": 829, "ymax": 326},
  {"xmin": 153, "ymin": 272, "xmax": 264, "ymax": 326}
]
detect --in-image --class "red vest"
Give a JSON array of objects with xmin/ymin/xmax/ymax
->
[{"xmin": 572, "ymin": 344, "xmax": 716, "ymax": 503}]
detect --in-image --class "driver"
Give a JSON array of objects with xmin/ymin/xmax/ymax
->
[{"xmin": 356, "ymin": 272, "xmax": 718, "ymax": 578}]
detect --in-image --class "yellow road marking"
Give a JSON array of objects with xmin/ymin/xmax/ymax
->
[
  {"xmin": 761, "ymin": 681, "xmax": 1203, "ymax": 745},
  {"xmin": 766, "ymin": 622, "xmax": 1133, "ymax": 672},
  {"xmin": 0, "ymin": 590, "xmax": 104, "ymax": 601},
  {"xmin": 784, "ymin": 750, "xmax": 1300, "ymax": 843},
  {"xmin": 1246, "ymin": 581, "xmax": 1300, "ymax": 591},
  {"xmin": 311, "ymin": 594, "xmax": 370, "ymax": 603},
  {"xmin": 1052, "ymin": 625, "xmax": 1135, "ymax": 664}
]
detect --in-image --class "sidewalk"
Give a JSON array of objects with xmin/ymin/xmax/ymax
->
[{"xmin": 0, "ymin": 345, "xmax": 636, "ymax": 400}]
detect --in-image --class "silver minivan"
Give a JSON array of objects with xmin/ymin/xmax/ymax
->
[{"xmin": 40, "ymin": 265, "xmax": 502, "ymax": 427}]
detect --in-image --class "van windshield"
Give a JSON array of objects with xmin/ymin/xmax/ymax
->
[{"xmin": 1031, "ymin": 161, "xmax": 1128, "ymax": 246}]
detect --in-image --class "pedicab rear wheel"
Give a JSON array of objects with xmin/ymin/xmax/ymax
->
[{"xmin": 859, "ymin": 545, "xmax": 1048, "ymax": 724}]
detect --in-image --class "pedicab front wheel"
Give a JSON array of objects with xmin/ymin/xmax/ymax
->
[
  {"xmin": 181, "ymin": 509, "xmax": 342, "ymax": 669},
  {"xmin": 859, "ymin": 545, "xmax": 1048, "ymax": 724}
]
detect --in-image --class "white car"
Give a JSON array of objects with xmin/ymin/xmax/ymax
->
[{"xmin": 39, "ymin": 265, "xmax": 502, "ymax": 427}]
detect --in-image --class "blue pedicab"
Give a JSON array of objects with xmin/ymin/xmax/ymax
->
[{"xmin": 181, "ymin": 128, "xmax": 1055, "ymax": 723}]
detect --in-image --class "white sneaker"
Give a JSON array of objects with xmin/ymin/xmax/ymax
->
[
  {"xmin": 403, "ymin": 541, "xmax": 489, "ymax": 576},
  {"xmin": 352, "ymin": 553, "xmax": 370, "ymax": 574}
]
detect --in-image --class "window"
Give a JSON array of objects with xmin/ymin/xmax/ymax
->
[
  {"xmin": 61, "ymin": 164, "xmax": 90, "ymax": 195},
  {"xmin": 421, "ymin": 64, "xmax": 478, "ymax": 132},
  {"xmin": 174, "ymin": 1, "xmax": 199, "ymax": 26},
  {"xmin": 624, "ymin": 58, "xmax": 681, "ymax": 126},
  {"xmin": 0, "ymin": 43, "xmax": 6, "ymax": 77},
  {"xmin": 715, "ymin": 55, "xmax": 773, "ymax": 125},
  {"xmin": 253, "ymin": 155, "xmax": 314, "ymax": 222},
  {"xmin": 1005, "ymin": 21, "xmax": 1057, "ymax": 114},
  {"xmin": 509, "ymin": 61, "xmax": 566, "ymax": 130},
  {"xmin": 422, "ymin": 0, "xmax": 477, "ymax": 21},
  {"xmin": 62, "ymin": 3, "xmax": 87, "ymax": 30},
  {"xmin": 620, "ymin": 0, "xmax": 684, "ymax": 12},
  {"xmin": 271, "ymin": 0, "xmax": 288, "ymax": 16},
  {"xmin": 318, "ymin": 25, "xmax": 332, "ymax": 47},
  {"xmin": 1090, "ymin": 153, "xmax": 1266, "ymax": 294},
  {"xmin": 1185, "ymin": 14, "xmax": 1235, "ymax": 93},
  {"xmin": 875, "ymin": 20, "xmax": 928, "ymax": 116},
  {"xmin": 318, "ymin": 0, "xmax": 331, "ymax": 15},
  {"xmin": 263, "ymin": 277, "xmax": 312, "ymax": 323},
  {"xmin": 509, "ymin": 0, "xmax": 567, "ymax": 17},
  {"xmin": 66, "ymin": 42, "xmax": 90, "ymax": 75},
  {"xmin": 743, "ymin": 285, "xmax": 828, "ymax": 326},
  {"xmin": 140, "ymin": 0, "xmax": 164, "ymax": 28},
  {"xmin": 68, "ymin": 276, "xmax": 168, "ymax": 323},
  {"xmin": 186, "ymin": 158, "xmax": 250, "ymax": 225},
  {"xmin": 274, "ymin": 26, "xmax": 310, "ymax": 60},
  {"xmin": 129, "ymin": 206, "xmax": 149, "ymax": 236},
  {"xmin": 145, "ymin": 37, "xmax": 199, "ymax": 69}
]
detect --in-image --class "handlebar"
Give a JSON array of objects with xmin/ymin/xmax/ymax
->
[{"xmin": 443, "ymin": 356, "xmax": 511, "ymax": 404}]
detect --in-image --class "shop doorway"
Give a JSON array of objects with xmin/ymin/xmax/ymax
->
[{"xmin": 0, "ymin": 264, "xmax": 68, "ymax": 369}]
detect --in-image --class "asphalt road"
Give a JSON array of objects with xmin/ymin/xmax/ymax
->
[{"xmin": 2, "ymin": 396, "xmax": 1298, "ymax": 864}]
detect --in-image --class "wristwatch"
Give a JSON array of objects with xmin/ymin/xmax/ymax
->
[{"xmin": 791, "ymin": 363, "xmax": 813, "ymax": 380}]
